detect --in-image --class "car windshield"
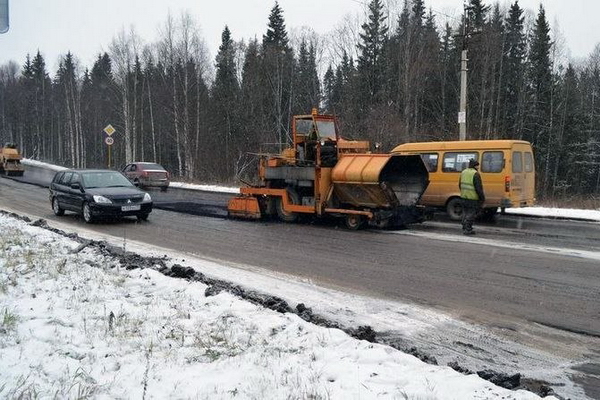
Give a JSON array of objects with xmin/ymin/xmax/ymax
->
[
  {"xmin": 82, "ymin": 171, "xmax": 133, "ymax": 188},
  {"xmin": 140, "ymin": 163, "xmax": 165, "ymax": 171}
]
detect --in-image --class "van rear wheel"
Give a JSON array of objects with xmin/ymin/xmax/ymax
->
[{"xmin": 446, "ymin": 197, "xmax": 463, "ymax": 221}]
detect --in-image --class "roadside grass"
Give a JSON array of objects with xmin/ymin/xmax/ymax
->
[{"xmin": 1, "ymin": 308, "xmax": 18, "ymax": 334}]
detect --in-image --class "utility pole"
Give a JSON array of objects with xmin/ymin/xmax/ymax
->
[{"xmin": 458, "ymin": 3, "xmax": 469, "ymax": 141}]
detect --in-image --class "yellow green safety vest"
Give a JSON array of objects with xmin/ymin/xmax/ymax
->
[{"xmin": 460, "ymin": 168, "xmax": 479, "ymax": 200}]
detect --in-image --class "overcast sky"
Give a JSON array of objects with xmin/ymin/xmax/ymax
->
[{"xmin": 1, "ymin": 0, "xmax": 598, "ymax": 74}]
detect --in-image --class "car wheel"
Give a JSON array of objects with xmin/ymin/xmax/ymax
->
[
  {"xmin": 52, "ymin": 197, "xmax": 65, "ymax": 216},
  {"xmin": 160, "ymin": 186, "xmax": 168, "ymax": 192},
  {"xmin": 82, "ymin": 202, "xmax": 94, "ymax": 223},
  {"xmin": 137, "ymin": 213, "xmax": 149, "ymax": 221},
  {"xmin": 446, "ymin": 197, "xmax": 463, "ymax": 221},
  {"xmin": 133, "ymin": 178, "xmax": 140, "ymax": 187}
]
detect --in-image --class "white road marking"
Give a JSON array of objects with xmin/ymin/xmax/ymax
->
[{"xmin": 389, "ymin": 229, "xmax": 600, "ymax": 261}]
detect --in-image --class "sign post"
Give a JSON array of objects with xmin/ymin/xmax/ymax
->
[{"xmin": 103, "ymin": 124, "xmax": 115, "ymax": 168}]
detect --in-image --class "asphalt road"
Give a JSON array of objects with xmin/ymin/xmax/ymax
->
[{"xmin": 2, "ymin": 165, "xmax": 600, "ymax": 398}]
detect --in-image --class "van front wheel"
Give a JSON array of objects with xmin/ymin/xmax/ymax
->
[{"xmin": 446, "ymin": 198, "xmax": 463, "ymax": 221}]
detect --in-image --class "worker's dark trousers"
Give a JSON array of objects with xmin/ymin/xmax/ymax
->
[{"xmin": 461, "ymin": 199, "xmax": 480, "ymax": 233}]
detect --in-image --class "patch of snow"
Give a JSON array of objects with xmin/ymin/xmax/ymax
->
[
  {"xmin": 21, "ymin": 158, "xmax": 68, "ymax": 172},
  {"xmin": 0, "ymin": 213, "xmax": 557, "ymax": 399},
  {"xmin": 505, "ymin": 206, "xmax": 600, "ymax": 222}
]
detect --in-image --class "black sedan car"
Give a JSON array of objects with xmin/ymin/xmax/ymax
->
[{"xmin": 49, "ymin": 169, "xmax": 153, "ymax": 223}]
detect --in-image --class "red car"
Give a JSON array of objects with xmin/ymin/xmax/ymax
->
[{"xmin": 122, "ymin": 162, "xmax": 170, "ymax": 191}]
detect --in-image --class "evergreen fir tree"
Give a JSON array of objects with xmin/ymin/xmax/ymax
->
[
  {"xmin": 212, "ymin": 25, "xmax": 240, "ymax": 178},
  {"xmin": 323, "ymin": 65, "xmax": 335, "ymax": 113},
  {"xmin": 262, "ymin": 2, "xmax": 289, "ymax": 49},
  {"xmin": 502, "ymin": 1, "xmax": 527, "ymax": 138},
  {"xmin": 294, "ymin": 39, "xmax": 320, "ymax": 113},
  {"xmin": 526, "ymin": 5, "xmax": 553, "ymax": 195},
  {"xmin": 261, "ymin": 2, "xmax": 294, "ymax": 150},
  {"xmin": 357, "ymin": 0, "xmax": 388, "ymax": 106}
]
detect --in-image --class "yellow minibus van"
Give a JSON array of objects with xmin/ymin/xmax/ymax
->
[{"xmin": 391, "ymin": 140, "xmax": 535, "ymax": 219}]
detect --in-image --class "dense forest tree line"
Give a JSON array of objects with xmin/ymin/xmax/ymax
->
[{"xmin": 1, "ymin": 0, "xmax": 599, "ymax": 198}]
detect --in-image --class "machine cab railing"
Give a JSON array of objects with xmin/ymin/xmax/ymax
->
[{"xmin": 293, "ymin": 108, "xmax": 339, "ymax": 166}]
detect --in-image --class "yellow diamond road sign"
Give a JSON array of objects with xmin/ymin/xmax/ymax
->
[{"xmin": 104, "ymin": 124, "xmax": 115, "ymax": 136}]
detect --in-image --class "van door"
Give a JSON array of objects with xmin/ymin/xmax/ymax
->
[
  {"xmin": 522, "ymin": 150, "xmax": 535, "ymax": 205},
  {"xmin": 511, "ymin": 151, "xmax": 526, "ymax": 206},
  {"xmin": 480, "ymin": 150, "xmax": 505, "ymax": 207}
]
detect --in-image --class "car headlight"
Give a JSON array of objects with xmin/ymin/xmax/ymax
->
[
  {"xmin": 93, "ymin": 195, "xmax": 112, "ymax": 204},
  {"xmin": 143, "ymin": 193, "xmax": 152, "ymax": 202}
]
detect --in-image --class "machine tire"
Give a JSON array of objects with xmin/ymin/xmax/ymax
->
[
  {"xmin": 276, "ymin": 189, "xmax": 299, "ymax": 223},
  {"xmin": 52, "ymin": 197, "xmax": 65, "ymax": 216},
  {"xmin": 82, "ymin": 202, "xmax": 94, "ymax": 223},
  {"xmin": 345, "ymin": 214, "xmax": 365, "ymax": 230},
  {"xmin": 446, "ymin": 197, "xmax": 463, "ymax": 221},
  {"xmin": 137, "ymin": 213, "xmax": 149, "ymax": 221}
]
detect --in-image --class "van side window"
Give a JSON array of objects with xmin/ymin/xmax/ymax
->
[
  {"xmin": 442, "ymin": 152, "xmax": 478, "ymax": 172},
  {"xmin": 481, "ymin": 151, "xmax": 504, "ymax": 173},
  {"xmin": 524, "ymin": 152, "xmax": 534, "ymax": 172},
  {"xmin": 513, "ymin": 151, "xmax": 523, "ymax": 173},
  {"xmin": 420, "ymin": 153, "xmax": 438, "ymax": 172}
]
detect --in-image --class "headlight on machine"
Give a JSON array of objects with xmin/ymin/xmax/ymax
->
[
  {"xmin": 143, "ymin": 193, "xmax": 152, "ymax": 202},
  {"xmin": 93, "ymin": 195, "xmax": 112, "ymax": 204}
]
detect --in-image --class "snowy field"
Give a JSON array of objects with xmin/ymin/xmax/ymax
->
[{"xmin": 0, "ymin": 212, "xmax": 558, "ymax": 399}]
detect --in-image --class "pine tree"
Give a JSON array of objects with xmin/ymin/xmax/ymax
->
[
  {"xmin": 263, "ymin": 2, "xmax": 288, "ymax": 48},
  {"xmin": 553, "ymin": 65, "xmax": 584, "ymax": 195},
  {"xmin": 85, "ymin": 53, "xmax": 116, "ymax": 167},
  {"xmin": 323, "ymin": 65, "xmax": 335, "ymax": 113},
  {"xmin": 526, "ymin": 5, "xmax": 553, "ymax": 195},
  {"xmin": 212, "ymin": 26, "xmax": 240, "ymax": 179},
  {"xmin": 502, "ymin": 1, "xmax": 527, "ymax": 138},
  {"xmin": 54, "ymin": 52, "xmax": 83, "ymax": 167},
  {"xmin": 18, "ymin": 55, "xmax": 35, "ymax": 156},
  {"xmin": 439, "ymin": 23, "xmax": 458, "ymax": 138},
  {"xmin": 294, "ymin": 39, "xmax": 320, "ymax": 114},
  {"xmin": 357, "ymin": 0, "xmax": 388, "ymax": 106},
  {"xmin": 240, "ymin": 39, "xmax": 266, "ymax": 151},
  {"xmin": 261, "ymin": 1, "xmax": 294, "ymax": 150}
]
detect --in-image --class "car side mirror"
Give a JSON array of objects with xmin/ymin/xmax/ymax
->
[{"xmin": 70, "ymin": 183, "xmax": 81, "ymax": 190}]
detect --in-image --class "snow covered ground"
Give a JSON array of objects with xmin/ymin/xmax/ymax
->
[{"xmin": 0, "ymin": 212, "xmax": 561, "ymax": 400}]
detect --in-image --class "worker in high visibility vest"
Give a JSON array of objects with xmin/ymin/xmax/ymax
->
[{"xmin": 459, "ymin": 159, "xmax": 485, "ymax": 235}]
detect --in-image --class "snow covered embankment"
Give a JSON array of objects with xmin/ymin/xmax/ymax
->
[{"xmin": 0, "ymin": 213, "xmax": 553, "ymax": 399}]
